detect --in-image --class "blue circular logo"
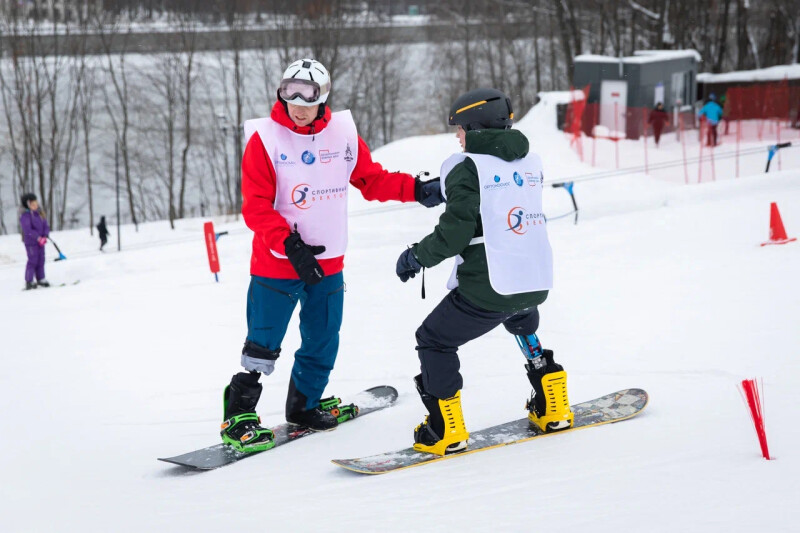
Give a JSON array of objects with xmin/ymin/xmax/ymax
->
[
  {"xmin": 513, "ymin": 172, "xmax": 523, "ymax": 187},
  {"xmin": 494, "ymin": 175, "xmax": 501, "ymax": 183},
  {"xmin": 280, "ymin": 153, "xmax": 287, "ymax": 161},
  {"xmin": 301, "ymin": 150, "xmax": 316, "ymax": 165}
]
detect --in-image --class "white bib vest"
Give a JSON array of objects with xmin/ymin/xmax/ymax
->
[
  {"xmin": 243, "ymin": 111, "xmax": 358, "ymax": 259},
  {"xmin": 440, "ymin": 152, "xmax": 553, "ymax": 295}
]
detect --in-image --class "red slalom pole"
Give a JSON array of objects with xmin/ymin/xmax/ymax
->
[
  {"xmin": 710, "ymin": 129, "xmax": 716, "ymax": 181},
  {"xmin": 739, "ymin": 379, "xmax": 771, "ymax": 460},
  {"xmin": 680, "ymin": 113, "xmax": 688, "ymax": 184},
  {"xmin": 592, "ymin": 104, "xmax": 598, "ymax": 166},
  {"xmin": 642, "ymin": 109, "xmax": 649, "ymax": 175},
  {"xmin": 736, "ymin": 116, "xmax": 741, "ymax": 178},
  {"xmin": 698, "ymin": 119, "xmax": 704, "ymax": 184}
]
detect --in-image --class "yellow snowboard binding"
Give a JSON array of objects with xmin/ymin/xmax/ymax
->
[
  {"xmin": 413, "ymin": 375, "xmax": 469, "ymax": 456},
  {"xmin": 525, "ymin": 350, "xmax": 574, "ymax": 432}
]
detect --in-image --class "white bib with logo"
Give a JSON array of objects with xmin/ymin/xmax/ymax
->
[
  {"xmin": 243, "ymin": 111, "xmax": 358, "ymax": 259},
  {"xmin": 439, "ymin": 152, "xmax": 553, "ymax": 295}
]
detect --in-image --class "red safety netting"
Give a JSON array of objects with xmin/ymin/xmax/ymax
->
[
  {"xmin": 561, "ymin": 79, "xmax": 800, "ymax": 181},
  {"xmin": 725, "ymin": 79, "xmax": 800, "ymax": 121}
]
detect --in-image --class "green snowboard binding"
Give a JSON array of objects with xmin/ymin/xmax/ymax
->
[
  {"xmin": 220, "ymin": 374, "xmax": 275, "ymax": 453},
  {"xmin": 319, "ymin": 396, "xmax": 360, "ymax": 424}
]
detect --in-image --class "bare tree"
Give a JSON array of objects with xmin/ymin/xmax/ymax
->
[
  {"xmin": 97, "ymin": 13, "xmax": 139, "ymax": 229},
  {"xmin": 77, "ymin": 51, "xmax": 97, "ymax": 234},
  {"xmin": 177, "ymin": 13, "xmax": 199, "ymax": 220}
]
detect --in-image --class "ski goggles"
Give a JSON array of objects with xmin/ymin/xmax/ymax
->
[{"xmin": 278, "ymin": 78, "xmax": 330, "ymax": 103}]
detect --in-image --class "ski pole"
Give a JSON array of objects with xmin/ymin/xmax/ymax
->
[{"xmin": 48, "ymin": 238, "xmax": 67, "ymax": 261}]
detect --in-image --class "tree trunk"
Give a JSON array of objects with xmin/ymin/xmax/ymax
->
[
  {"xmin": 713, "ymin": 0, "xmax": 733, "ymax": 72},
  {"xmin": 736, "ymin": 0, "xmax": 750, "ymax": 70},
  {"xmin": 553, "ymin": 0, "xmax": 574, "ymax": 87}
]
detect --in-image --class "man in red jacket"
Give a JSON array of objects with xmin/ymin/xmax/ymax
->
[{"xmin": 220, "ymin": 58, "xmax": 444, "ymax": 452}]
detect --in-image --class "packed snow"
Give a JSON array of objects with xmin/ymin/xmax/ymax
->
[
  {"xmin": 698, "ymin": 64, "xmax": 800, "ymax": 83},
  {"xmin": 574, "ymin": 49, "xmax": 701, "ymax": 64},
  {"xmin": 1, "ymin": 92, "xmax": 798, "ymax": 532}
]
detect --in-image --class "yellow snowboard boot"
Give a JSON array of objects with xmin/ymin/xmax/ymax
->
[
  {"xmin": 412, "ymin": 375, "xmax": 469, "ymax": 456},
  {"xmin": 525, "ymin": 350, "xmax": 574, "ymax": 432}
]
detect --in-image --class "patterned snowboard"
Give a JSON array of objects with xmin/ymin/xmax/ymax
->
[
  {"xmin": 332, "ymin": 388, "xmax": 648, "ymax": 475},
  {"xmin": 159, "ymin": 385, "xmax": 398, "ymax": 470}
]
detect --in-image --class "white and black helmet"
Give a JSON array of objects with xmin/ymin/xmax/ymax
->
[{"xmin": 278, "ymin": 59, "xmax": 331, "ymax": 107}]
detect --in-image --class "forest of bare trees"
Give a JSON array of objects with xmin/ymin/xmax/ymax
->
[{"xmin": 0, "ymin": 0, "xmax": 798, "ymax": 235}]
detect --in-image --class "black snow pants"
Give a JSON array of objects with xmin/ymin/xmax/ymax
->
[{"xmin": 415, "ymin": 290, "xmax": 540, "ymax": 399}]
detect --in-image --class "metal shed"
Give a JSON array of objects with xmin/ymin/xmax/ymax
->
[{"xmin": 573, "ymin": 50, "xmax": 701, "ymax": 139}]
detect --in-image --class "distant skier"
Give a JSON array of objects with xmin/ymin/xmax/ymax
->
[
  {"xmin": 395, "ymin": 88, "xmax": 574, "ymax": 456},
  {"xmin": 697, "ymin": 93, "xmax": 724, "ymax": 147},
  {"xmin": 218, "ymin": 58, "xmax": 443, "ymax": 453},
  {"xmin": 19, "ymin": 193, "xmax": 50, "ymax": 290},
  {"xmin": 648, "ymin": 102, "xmax": 669, "ymax": 147},
  {"xmin": 97, "ymin": 216, "xmax": 110, "ymax": 251}
]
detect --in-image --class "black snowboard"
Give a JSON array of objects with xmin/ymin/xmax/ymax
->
[{"xmin": 158, "ymin": 385, "xmax": 398, "ymax": 470}]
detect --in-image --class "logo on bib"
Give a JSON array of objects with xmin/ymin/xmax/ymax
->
[
  {"xmin": 513, "ymin": 172, "xmax": 524, "ymax": 187},
  {"xmin": 484, "ymin": 175, "xmax": 510, "ymax": 190},
  {"xmin": 319, "ymin": 149, "xmax": 340, "ymax": 164},
  {"xmin": 526, "ymin": 172, "xmax": 537, "ymax": 187},
  {"xmin": 507, "ymin": 207, "xmax": 528, "ymax": 235},
  {"xmin": 507, "ymin": 206, "xmax": 545, "ymax": 235},
  {"xmin": 276, "ymin": 153, "xmax": 295, "ymax": 166},
  {"xmin": 344, "ymin": 143, "xmax": 354, "ymax": 162},
  {"xmin": 290, "ymin": 184, "xmax": 347, "ymax": 209},
  {"xmin": 301, "ymin": 151, "xmax": 316, "ymax": 165},
  {"xmin": 291, "ymin": 184, "xmax": 312, "ymax": 209}
]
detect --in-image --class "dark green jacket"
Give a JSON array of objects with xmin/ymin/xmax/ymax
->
[{"xmin": 413, "ymin": 129, "xmax": 549, "ymax": 312}]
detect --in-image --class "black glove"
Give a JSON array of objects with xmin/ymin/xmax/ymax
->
[
  {"xmin": 284, "ymin": 230, "xmax": 326, "ymax": 285},
  {"xmin": 414, "ymin": 173, "xmax": 444, "ymax": 208},
  {"xmin": 396, "ymin": 247, "xmax": 423, "ymax": 282}
]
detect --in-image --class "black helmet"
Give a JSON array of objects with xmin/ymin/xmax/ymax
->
[
  {"xmin": 20, "ymin": 193, "xmax": 37, "ymax": 208},
  {"xmin": 448, "ymin": 88, "xmax": 513, "ymax": 131}
]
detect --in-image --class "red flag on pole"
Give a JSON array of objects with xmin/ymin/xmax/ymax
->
[
  {"xmin": 204, "ymin": 222, "xmax": 220, "ymax": 280},
  {"xmin": 739, "ymin": 378, "xmax": 771, "ymax": 460}
]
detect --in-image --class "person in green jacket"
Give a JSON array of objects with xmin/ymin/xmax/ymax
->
[{"xmin": 395, "ymin": 88, "xmax": 574, "ymax": 456}]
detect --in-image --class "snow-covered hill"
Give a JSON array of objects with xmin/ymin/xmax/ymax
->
[{"xmin": 1, "ymin": 95, "xmax": 798, "ymax": 532}]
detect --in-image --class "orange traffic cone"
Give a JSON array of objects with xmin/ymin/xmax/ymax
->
[{"xmin": 761, "ymin": 202, "xmax": 796, "ymax": 246}]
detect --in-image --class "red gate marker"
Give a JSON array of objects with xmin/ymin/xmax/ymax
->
[
  {"xmin": 204, "ymin": 221, "xmax": 220, "ymax": 282},
  {"xmin": 739, "ymin": 378, "xmax": 771, "ymax": 460}
]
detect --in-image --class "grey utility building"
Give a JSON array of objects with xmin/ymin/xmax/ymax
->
[{"xmin": 573, "ymin": 50, "xmax": 700, "ymax": 139}]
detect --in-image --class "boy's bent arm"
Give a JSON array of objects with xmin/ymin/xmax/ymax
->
[{"xmin": 414, "ymin": 161, "xmax": 479, "ymax": 268}]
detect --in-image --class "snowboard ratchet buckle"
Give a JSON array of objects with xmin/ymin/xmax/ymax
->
[{"xmin": 319, "ymin": 396, "xmax": 360, "ymax": 424}]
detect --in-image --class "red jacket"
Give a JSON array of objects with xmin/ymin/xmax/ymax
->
[{"xmin": 242, "ymin": 101, "xmax": 416, "ymax": 279}]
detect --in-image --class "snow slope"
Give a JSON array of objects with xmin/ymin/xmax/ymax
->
[{"xmin": 1, "ymin": 95, "xmax": 799, "ymax": 532}]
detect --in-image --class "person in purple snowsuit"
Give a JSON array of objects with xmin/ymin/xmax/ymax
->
[{"xmin": 19, "ymin": 193, "xmax": 51, "ymax": 290}]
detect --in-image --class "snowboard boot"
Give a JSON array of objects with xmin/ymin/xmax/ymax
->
[
  {"xmin": 412, "ymin": 374, "xmax": 469, "ymax": 456},
  {"xmin": 285, "ymin": 379, "xmax": 338, "ymax": 431},
  {"xmin": 220, "ymin": 372, "xmax": 275, "ymax": 453},
  {"xmin": 524, "ymin": 349, "xmax": 574, "ymax": 432},
  {"xmin": 36, "ymin": 280, "xmax": 50, "ymax": 288},
  {"xmin": 24, "ymin": 282, "xmax": 38, "ymax": 290}
]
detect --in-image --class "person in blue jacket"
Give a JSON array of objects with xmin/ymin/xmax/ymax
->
[
  {"xmin": 19, "ymin": 193, "xmax": 51, "ymax": 290},
  {"xmin": 697, "ymin": 93, "xmax": 724, "ymax": 147}
]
